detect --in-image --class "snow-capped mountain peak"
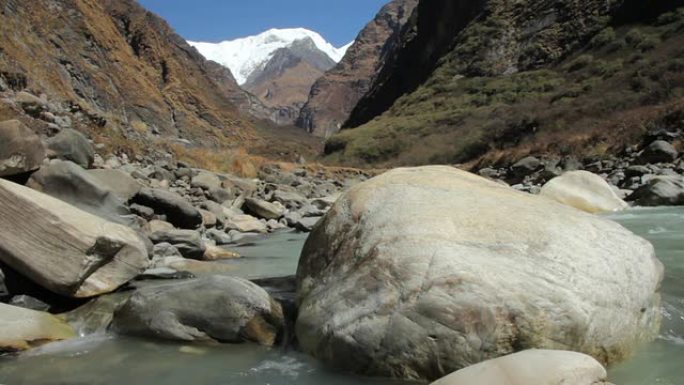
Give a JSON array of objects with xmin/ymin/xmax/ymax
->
[{"xmin": 189, "ymin": 28, "xmax": 352, "ymax": 85}]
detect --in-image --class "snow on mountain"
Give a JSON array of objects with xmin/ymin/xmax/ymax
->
[{"xmin": 189, "ymin": 28, "xmax": 353, "ymax": 85}]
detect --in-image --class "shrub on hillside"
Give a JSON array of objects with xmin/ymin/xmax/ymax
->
[{"xmin": 590, "ymin": 27, "xmax": 616, "ymax": 48}]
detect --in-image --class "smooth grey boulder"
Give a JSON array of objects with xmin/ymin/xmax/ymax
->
[
  {"xmin": 244, "ymin": 197, "xmax": 286, "ymax": 220},
  {"xmin": 27, "ymin": 159, "xmax": 132, "ymax": 225},
  {"xmin": 191, "ymin": 171, "xmax": 221, "ymax": 191},
  {"xmin": 430, "ymin": 350, "xmax": 612, "ymax": 385},
  {"xmin": 296, "ymin": 166, "xmax": 663, "ymax": 381},
  {"xmin": 0, "ymin": 179, "xmax": 149, "ymax": 298},
  {"xmin": 639, "ymin": 140, "xmax": 678, "ymax": 164},
  {"xmin": 628, "ymin": 176, "xmax": 684, "ymax": 206},
  {"xmin": 510, "ymin": 156, "xmax": 541, "ymax": 179},
  {"xmin": 112, "ymin": 276, "xmax": 284, "ymax": 346},
  {"xmin": 272, "ymin": 188, "xmax": 307, "ymax": 209},
  {"xmin": 87, "ymin": 169, "xmax": 142, "ymax": 201},
  {"xmin": 132, "ymin": 188, "xmax": 202, "ymax": 229},
  {"xmin": 294, "ymin": 216, "xmax": 322, "ymax": 232},
  {"xmin": 149, "ymin": 230, "xmax": 205, "ymax": 260},
  {"xmin": 46, "ymin": 128, "xmax": 94, "ymax": 169},
  {"xmin": 0, "ymin": 120, "xmax": 45, "ymax": 178}
]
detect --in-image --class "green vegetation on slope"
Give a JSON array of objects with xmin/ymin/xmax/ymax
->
[{"xmin": 325, "ymin": 8, "xmax": 684, "ymax": 168}]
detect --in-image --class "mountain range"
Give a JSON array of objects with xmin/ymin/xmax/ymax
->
[{"xmin": 190, "ymin": 29, "xmax": 352, "ymax": 125}]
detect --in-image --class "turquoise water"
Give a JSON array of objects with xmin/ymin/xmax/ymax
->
[
  {"xmin": 0, "ymin": 208, "xmax": 682, "ymax": 384},
  {"xmin": 607, "ymin": 207, "xmax": 684, "ymax": 385}
]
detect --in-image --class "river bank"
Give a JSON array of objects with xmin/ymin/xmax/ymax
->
[{"xmin": 0, "ymin": 207, "xmax": 681, "ymax": 384}]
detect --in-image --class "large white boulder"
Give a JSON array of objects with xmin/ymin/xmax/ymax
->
[
  {"xmin": 540, "ymin": 170, "xmax": 628, "ymax": 213},
  {"xmin": 296, "ymin": 166, "xmax": 662, "ymax": 381},
  {"xmin": 430, "ymin": 350, "xmax": 612, "ymax": 385},
  {"xmin": 0, "ymin": 179, "xmax": 149, "ymax": 298}
]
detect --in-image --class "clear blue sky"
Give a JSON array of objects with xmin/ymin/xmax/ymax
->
[{"xmin": 138, "ymin": 0, "xmax": 389, "ymax": 47}]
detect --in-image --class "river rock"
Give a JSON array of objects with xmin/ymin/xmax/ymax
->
[
  {"xmin": 27, "ymin": 159, "xmax": 132, "ymax": 225},
  {"xmin": 296, "ymin": 166, "xmax": 663, "ymax": 381},
  {"xmin": 0, "ymin": 266, "xmax": 7, "ymax": 299},
  {"xmin": 45, "ymin": 128, "xmax": 94, "ymax": 169},
  {"xmin": 224, "ymin": 214, "xmax": 268, "ymax": 233},
  {"xmin": 87, "ymin": 169, "xmax": 142, "ymax": 201},
  {"xmin": 0, "ymin": 178, "xmax": 149, "ymax": 298},
  {"xmin": 132, "ymin": 188, "xmax": 202, "ymax": 229},
  {"xmin": 628, "ymin": 176, "xmax": 684, "ymax": 206},
  {"xmin": 191, "ymin": 171, "xmax": 221, "ymax": 191},
  {"xmin": 0, "ymin": 120, "xmax": 45, "ymax": 178},
  {"xmin": 244, "ymin": 197, "xmax": 286, "ymax": 220},
  {"xmin": 8, "ymin": 295, "xmax": 50, "ymax": 312},
  {"xmin": 203, "ymin": 245, "xmax": 240, "ymax": 261},
  {"xmin": 430, "ymin": 350, "xmax": 611, "ymax": 385},
  {"xmin": 112, "ymin": 276, "xmax": 284, "ymax": 346},
  {"xmin": 149, "ymin": 230, "xmax": 205, "ymax": 260},
  {"xmin": 540, "ymin": 170, "xmax": 629, "ymax": 213},
  {"xmin": 0, "ymin": 303, "xmax": 75, "ymax": 353},
  {"xmin": 639, "ymin": 140, "xmax": 678, "ymax": 164}
]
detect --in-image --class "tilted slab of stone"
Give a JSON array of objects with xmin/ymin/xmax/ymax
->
[
  {"xmin": 0, "ymin": 179, "xmax": 149, "ymax": 298},
  {"xmin": 296, "ymin": 166, "xmax": 663, "ymax": 381},
  {"xmin": 0, "ymin": 303, "xmax": 75, "ymax": 353}
]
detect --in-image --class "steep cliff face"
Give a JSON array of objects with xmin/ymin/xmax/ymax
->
[
  {"xmin": 244, "ymin": 38, "xmax": 337, "ymax": 126},
  {"xmin": 326, "ymin": 0, "xmax": 684, "ymax": 167},
  {"xmin": 0, "ymin": 0, "xmax": 258, "ymax": 148},
  {"xmin": 296, "ymin": 0, "xmax": 418, "ymax": 138}
]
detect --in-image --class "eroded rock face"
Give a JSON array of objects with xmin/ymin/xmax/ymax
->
[
  {"xmin": 112, "ymin": 276, "xmax": 284, "ymax": 346},
  {"xmin": 297, "ymin": 0, "xmax": 418, "ymax": 138},
  {"xmin": 540, "ymin": 170, "xmax": 628, "ymax": 213},
  {"xmin": 296, "ymin": 166, "xmax": 662, "ymax": 381},
  {"xmin": 430, "ymin": 350, "xmax": 612, "ymax": 385},
  {"xmin": 0, "ymin": 120, "xmax": 45, "ymax": 178},
  {"xmin": 0, "ymin": 179, "xmax": 149, "ymax": 298},
  {"xmin": 0, "ymin": 303, "xmax": 75, "ymax": 353}
]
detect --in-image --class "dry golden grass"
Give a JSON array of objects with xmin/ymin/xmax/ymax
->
[{"xmin": 164, "ymin": 143, "xmax": 267, "ymax": 178}]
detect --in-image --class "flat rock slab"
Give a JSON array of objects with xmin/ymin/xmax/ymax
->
[
  {"xmin": 0, "ymin": 179, "xmax": 149, "ymax": 298},
  {"xmin": 0, "ymin": 303, "xmax": 75, "ymax": 353}
]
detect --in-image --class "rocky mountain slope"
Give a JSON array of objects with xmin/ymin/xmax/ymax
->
[
  {"xmin": 190, "ymin": 29, "xmax": 351, "ymax": 125},
  {"xmin": 0, "ymin": 0, "xmax": 263, "ymax": 148},
  {"xmin": 297, "ymin": 0, "xmax": 418, "ymax": 138},
  {"xmin": 325, "ymin": 0, "xmax": 684, "ymax": 168}
]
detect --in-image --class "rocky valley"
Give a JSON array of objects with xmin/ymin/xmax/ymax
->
[{"xmin": 1, "ymin": 1, "xmax": 684, "ymax": 385}]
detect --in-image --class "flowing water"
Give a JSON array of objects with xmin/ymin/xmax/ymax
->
[{"xmin": 0, "ymin": 209, "xmax": 683, "ymax": 384}]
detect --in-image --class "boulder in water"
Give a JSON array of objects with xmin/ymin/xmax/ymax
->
[
  {"xmin": 296, "ymin": 166, "xmax": 663, "ymax": 381},
  {"xmin": 112, "ymin": 276, "xmax": 284, "ymax": 346},
  {"xmin": 430, "ymin": 350, "xmax": 611, "ymax": 385},
  {"xmin": 540, "ymin": 170, "xmax": 628, "ymax": 213}
]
